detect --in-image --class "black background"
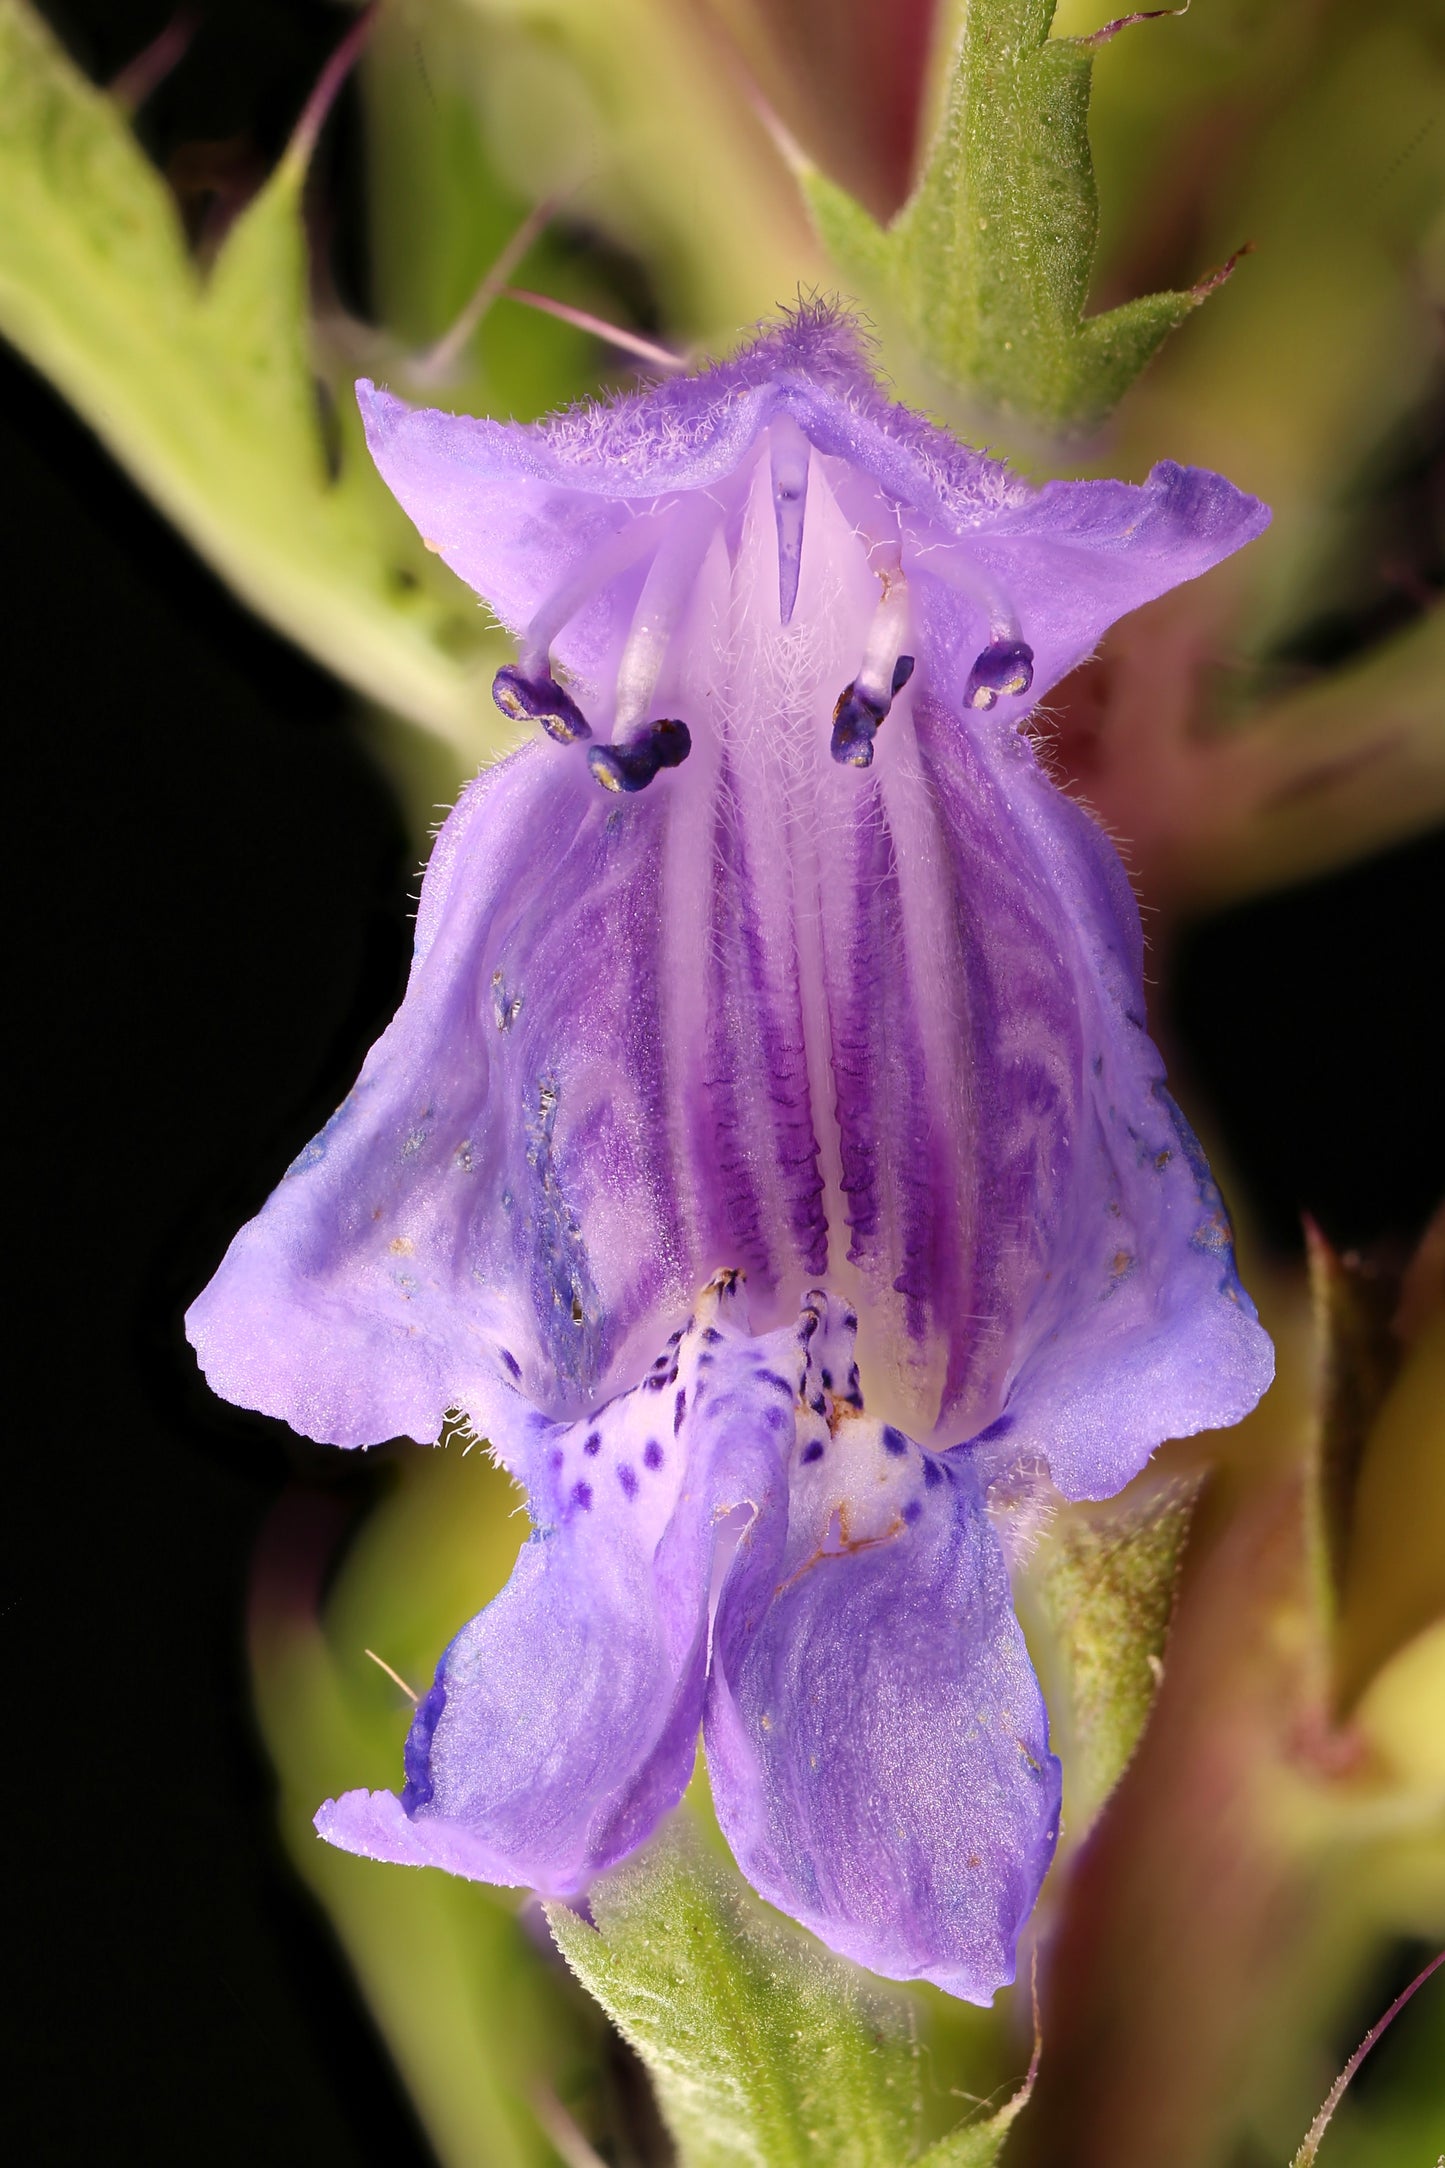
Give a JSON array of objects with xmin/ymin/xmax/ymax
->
[{"xmin": 4, "ymin": 4, "xmax": 1442, "ymax": 2162}]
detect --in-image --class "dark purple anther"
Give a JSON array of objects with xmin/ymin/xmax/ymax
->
[
  {"xmin": 962, "ymin": 640, "xmax": 1034, "ymax": 712},
  {"xmin": 830, "ymin": 656, "xmax": 915, "ymax": 769},
  {"xmin": 830, "ymin": 683, "xmax": 886, "ymax": 768},
  {"xmin": 587, "ymin": 719, "xmax": 692, "ymax": 793},
  {"xmin": 493, "ymin": 663, "xmax": 592, "ymax": 745}
]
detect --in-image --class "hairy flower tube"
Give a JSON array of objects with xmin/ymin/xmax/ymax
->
[{"xmin": 188, "ymin": 310, "xmax": 1273, "ymax": 2001}]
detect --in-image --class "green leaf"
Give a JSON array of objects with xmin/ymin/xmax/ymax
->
[
  {"xmin": 0, "ymin": 0, "xmax": 509, "ymax": 751},
  {"xmin": 1302, "ymin": 1222, "xmax": 1401, "ymax": 1642},
  {"xmin": 1032, "ymin": 1476, "xmax": 1200, "ymax": 1835},
  {"xmin": 1306, "ymin": 1214, "xmax": 1445, "ymax": 1716},
  {"xmin": 795, "ymin": 0, "xmax": 1216, "ymax": 433},
  {"xmin": 546, "ymin": 1822, "xmax": 922, "ymax": 2168}
]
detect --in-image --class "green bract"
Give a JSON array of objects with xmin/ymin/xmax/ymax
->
[
  {"xmin": 793, "ymin": 0, "xmax": 1214, "ymax": 433},
  {"xmin": 1032, "ymin": 1478, "xmax": 1200, "ymax": 1840},
  {"xmin": 548, "ymin": 1825, "xmax": 1035, "ymax": 2168}
]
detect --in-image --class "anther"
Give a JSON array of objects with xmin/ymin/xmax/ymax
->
[
  {"xmin": 492, "ymin": 663, "xmax": 591, "ymax": 745},
  {"xmin": 962, "ymin": 639, "xmax": 1034, "ymax": 712},
  {"xmin": 907, "ymin": 544, "xmax": 1034, "ymax": 712},
  {"xmin": 587, "ymin": 718, "xmax": 692, "ymax": 793},
  {"xmin": 831, "ymin": 683, "xmax": 884, "ymax": 768}
]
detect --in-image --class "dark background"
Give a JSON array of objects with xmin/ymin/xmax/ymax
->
[{"xmin": 5, "ymin": 3, "xmax": 1442, "ymax": 2162}]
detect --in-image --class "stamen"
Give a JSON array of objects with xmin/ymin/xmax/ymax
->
[
  {"xmin": 830, "ymin": 558, "xmax": 914, "ymax": 769},
  {"xmin": 497, "ymin": 512, "xmax": 675, "ymax": 749},
  {"xmin": 769, "ymin": 417, "xmax": 811, "ymax": 626},
  {"xmin": 962, "ymin": 639, "xmax": 1035, "ymax": 711},
  {"xmin": 492, "ymin": 664, "xmax": 591, "ymax": 745},
  {"xmin": 587, "ymin": 719, "xmax": 692, "ymax": 793},
  {"xmin": 519, "ymin": 515, "xmax": 667, "ymax": 681},
  {"xmin": 611, "ymin": 495, "xmax": 718, "ymax": 734},
  {"xmin": 909, "ymin": 544, "xmax": 1036, "ymax": 711}
]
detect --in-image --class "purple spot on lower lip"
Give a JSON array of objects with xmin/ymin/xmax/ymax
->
[
  {"xmin": 643, "ymin": 1440, "xmax": 664, "ymax": 1471},
  {"xmin": 922, "ymin": 1457, "xmax": 943, "ymax": 1488},
  {"xmin": 882, "ymin": 1426, "xmax": 909, "ymax": 1457},
  {"xmin": 618, "ymin": 1464, "xmax": 638, "ymax": 1499},
  {"xmin": 903, "ymin": 1498, "xmax": 923, "ymax": 1524},
  {"xmin": 583, "ymin": 1431, "xmax": 602, "ymax": 1456},
  {"xmin": 674, "ymin": 1389, "xmax": 686, "ymax": 1432},
  {"xmin": 571, "ymin": 1480, "xmax": 592, "ymax": 1510},
  {"xmin": 801, "ymin": 1438, "xmax": 824, "ymax": 1464}
]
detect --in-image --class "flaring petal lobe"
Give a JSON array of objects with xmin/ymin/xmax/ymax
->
[
  {"xmin": 705, "ymin": 1342, "xmax": 1059, "ymax": 2001},
  {"xmin": 317, "ymin": 1280, "xmax": 797, "ymax": 1893}
]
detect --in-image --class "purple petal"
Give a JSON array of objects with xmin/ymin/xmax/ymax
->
[
  {"xmin": 872, "ymin": 693, "xmax": 1275, "ymax": 1497},
  {"xmin": 317, "ymin": 1279, "xmax": 796, "ymax": 1893},
  {"xmin": 189, "ymin": 364, "xmax": 1271, "ymax": 1486},
  {"xmin": 357, "ymin": 308, "xmax": 1264, "ymax": 697},
  {"xmin": 706, "ymin": 1315, "xmax": 1059, "ymax": 2001}
]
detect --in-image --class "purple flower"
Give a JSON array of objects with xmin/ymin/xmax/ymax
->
[{"xmin": 187, "ymin": 309, "xmax": 1272, "ymax": 2000}]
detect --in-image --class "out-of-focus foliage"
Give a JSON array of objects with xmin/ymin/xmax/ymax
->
[
  {"xmin": 1040, "ymin": 0, "xmax": 1445, "ymax": 910},
  {"xmin": 1029, "ymin": 1478, "xmax": 1200, "ymax": 1842},
  {"xmin": 0, "ymin": 0, "xmax": 504, "ymax": 745},
  {"xmin": 1306, "ymin": 1215, "xmax": 1445, "ymax": 1716}
]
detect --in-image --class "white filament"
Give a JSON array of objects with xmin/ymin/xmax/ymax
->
[
  {"xmin": 610, "ymin": 494, "xmax": 722, "ymax": 737},
  {"xmin": 906, "ymin": 541, "xmax": 1020, "ymax": 645},
  {"xmin": 853, "ymin": 548, "xmax": 911, "ymax": 709},
  {"xmin": 518, "ymin": 512, "xmax": 666, "ymax": 679}
]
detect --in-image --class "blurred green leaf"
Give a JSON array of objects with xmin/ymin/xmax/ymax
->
[
  {"xmin": 1332, "ymin": 1217, "xmax": 1445, "ymax": 1716},
  {"xmin": 547, "ymin": 1823, "xmax": 922, "ymax": 2168},
  {"xmin": 1297, "ymin": 1216, "xmax": 1445, "ymax": 1718},
  {"xmin": 1032, "ymin": 1477, "xmax": 1200, "ymax": 1838},
  {"xmin": 792, "ymin": 0, "xmax": 1215, "ymax": 433},
  {"xmin": 1146, "ymin": 606, "xmax": 1445, "ymax": 916},
  {"xmin": 915, "ymin": 2030, "xmax": 1037, "ymax": 2167},
  {"xmin": 0, "ymin": 0, "xmax": 513, "ymax": 752},
  {"xmin": 1092, "ymin": 0, "xmax": 1445, "ymax": 657},
  {"xmin": 360, "ymin": 0, "xmax": 637, "ymax": 417},
  {"xmin": 447, "ymin": 0, "xmax": 819, "ymax": 341},
  {"xmin": 1303, "ymin": 1224, "xmax": 1401, "ymax": 1648}
]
